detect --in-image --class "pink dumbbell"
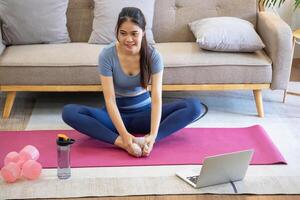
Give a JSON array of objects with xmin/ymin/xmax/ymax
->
[
  {"xmin": 1, "ymin": 145, "xmax": 42, "ymax": 183},
  {"xmin": 4, "ymin": 151, "xmax": 20, "ymax": 166},
  {"xmin": 21, "ymin": 160, "xmax": 42, "ymax": 180},
  {"xmin": 19, "ymin": 145, "xmax": 40, "ymax": 162},
  {"xmin": 4, "ymin": 151, "xmax": 24, "ymax": 168},
  {"xmin": 0, "ymin": 162, "xmax": 21, "ymax": 183}
]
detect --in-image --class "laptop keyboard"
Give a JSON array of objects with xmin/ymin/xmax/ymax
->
[{"xmin": 187, "ymin": 175, "xmax": 199, "ymax": 184}]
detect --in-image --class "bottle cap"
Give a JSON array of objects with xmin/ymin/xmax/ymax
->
[{"xmin": 56, "ymin": 134, "xmax": 75, "ymax": 146}]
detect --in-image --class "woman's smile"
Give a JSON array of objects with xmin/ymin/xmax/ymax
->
[{"xmin": 125, "ymin": 43, "xmax": 135, "ymax": 49}]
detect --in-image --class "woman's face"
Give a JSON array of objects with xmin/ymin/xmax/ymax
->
[{"xmin": 117, "ymin": 20, "xmax": 144, "ymax": 54}]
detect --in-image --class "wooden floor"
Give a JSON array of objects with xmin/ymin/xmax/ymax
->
[
  {"xmin": 68, "ymin": 196, "xmax": 300, "ymax": 200},
  {"xmin": 1, "ymin": 61, "xmax": 300, "ymax": 200}
]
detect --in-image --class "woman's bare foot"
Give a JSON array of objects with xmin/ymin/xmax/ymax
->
[
  {"xmin": 114, "ymin": 136, "xmax": 142, "ymax": 157},
  {"xmin": 133, "ymin": 137, "xmax": 146, "ymax": 147},
  {"xmin": 131, "ymin": 143, "xmax": 142, "ymax": 157},
  {"xmin": 133, "ymin": 136, "xmax": 149, "ymax": 157}
]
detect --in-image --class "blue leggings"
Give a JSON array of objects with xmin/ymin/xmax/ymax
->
[{"xmin": 62, "ymin": 93, "xmax": 202, "ymax": 144}]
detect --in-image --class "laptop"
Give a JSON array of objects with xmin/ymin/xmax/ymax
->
[{"xmin": 176, "ymin": 149, "xmax": 254, "ymax": 188}]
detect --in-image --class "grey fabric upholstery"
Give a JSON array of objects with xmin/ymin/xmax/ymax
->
[
  {"xmin": 0, "ymin": 0, "xmax": 293, "ymax": 92},
  {"xmin": 257, "ymin": 12, "xmax": 293, "ymax": 90},
  {"xmin": 88, "ymin": 0, "xmax": 155, "ymax": 44},
  {"xmin": 189, "ymin": 17, "xmax": 265, "ymax": 52},
  {"xmin": 0, "ymin": 0, "xmax": 70, "ymax": 45},
  {"xmin": 66, "ymin": 0, "xmax": 94, "ymax": 42},
  {"xmin": 65, "ymin": 0, "xmax": 257, "ymax": 43},
  {"xmin": 0, "ymin": 43, "xmax": 272, "ymax": 85},
  {"xmin": 152, "ymin": 0, "xmax": 257, "ymax": 42}
]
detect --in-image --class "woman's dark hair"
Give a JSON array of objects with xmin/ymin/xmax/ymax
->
[{"xmin": 115, "ymin": 7, "xmax": 151, "ymax": 89}]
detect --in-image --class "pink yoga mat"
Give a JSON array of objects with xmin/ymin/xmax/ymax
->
[{"xmin": 0, "ymin": 125, "xmax": 286, "ymax": 168}]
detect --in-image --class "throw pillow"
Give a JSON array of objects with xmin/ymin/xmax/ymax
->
[
  {"xmin": 0, "ymin": 25, "xmax": 5, "ymax": 55},
  {"xmin": 0, "ymin": 0, "xmax": 70, "ymax": 45},
  {"xmin": 188, "ymin": 17, "xmax": 265, "ymax": 52},
  {"xmin": 88, "ymin": 0, "xmax": 155, "ymax": 44}
]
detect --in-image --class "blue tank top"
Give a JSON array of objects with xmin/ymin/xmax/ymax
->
[{"xmin": 98, "ymin": 42, "xmax": 164, "ymax": 97}]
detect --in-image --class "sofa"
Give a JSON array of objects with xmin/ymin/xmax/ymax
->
[{"xmin": 0, "ymin": 0, "xmax": 294, "ymax": 118}]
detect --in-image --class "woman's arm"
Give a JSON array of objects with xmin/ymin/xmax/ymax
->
[
  {"xmin": 142, "ymin": 71, "xmax": 163, "ymax": 156},
  {"xmin": 100, "ymin": 75, "xmax": 132, "ymax": 146},
  {"xmin": 150, "ymin": 71, "xmax": 163, "ymax": 138}
]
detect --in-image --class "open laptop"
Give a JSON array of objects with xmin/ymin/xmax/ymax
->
[{"xmin": 176, "ymin": 149, "xmax": 254, "ymax": 188}]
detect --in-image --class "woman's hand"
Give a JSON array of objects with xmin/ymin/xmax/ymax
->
[
  {"xmin": 142, "ymin": 134, "xmax": 156, "ymax": 157},
  {"xmin": 121, "ymin": 132, "xmax": 134, "ymax": 149},
  {"xmin": 122, "ymin": 132, "xmax": 142, "ymax": 157}
]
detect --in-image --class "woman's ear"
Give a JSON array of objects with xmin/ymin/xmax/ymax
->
[{"xmin": 142, "ymin": 31, "xmax": 145, "ymax": 37}]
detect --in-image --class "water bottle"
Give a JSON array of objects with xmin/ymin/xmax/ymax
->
[{"xmin": 56, "ymin": 134, "xmax": 75, "ymax": 179}]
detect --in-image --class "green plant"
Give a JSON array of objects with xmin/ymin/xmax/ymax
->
[{"xmin": 259, "ymin": 0, "xmax": 300, "ymax": 10}]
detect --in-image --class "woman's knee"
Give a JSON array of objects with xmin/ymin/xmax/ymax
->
[
  {"xmin": 185, "ymin": 98, "xmax": 202, "ymax": 120},
  {"xmin": 62, "ymin": 104, "xmax": 79, "ymax": 124}
]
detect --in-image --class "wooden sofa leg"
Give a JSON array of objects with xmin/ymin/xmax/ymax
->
[
  {"xmin": 253, "ymin": 89, "xmax": 264, "ymax": 118},
  {"xmin": 283, "ymin": 89, "xmax": 287, "ymax": 103},
  {"xmin": 3, "ymin": 91, "xmax": 16, "ymax": 119}
]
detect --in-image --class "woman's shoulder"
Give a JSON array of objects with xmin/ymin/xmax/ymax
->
[
  {"xmin": 148, "ymin": 44, "xmax": 156, "ymax": 53},
  {"xmin": 148, "ymin": 44, "xmax": 164, "ymax": 73},
  {"xmin": 148, "ymin": 45, "xmax": 162, "ymax": 61},
  {"xmin": 100, "ymin": 42, "xmax": 116, "ymax": 58}
]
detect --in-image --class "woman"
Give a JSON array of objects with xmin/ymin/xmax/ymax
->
[{"xmin": 62, "ymin": 7, "xmax": 202, "ymax": 157}]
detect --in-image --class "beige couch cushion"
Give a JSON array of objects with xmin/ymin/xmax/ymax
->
[
  {"xmin": 0, "ymin": 43, "xmax": 101, "ymax": 66},
  {"xmin": 0, "ymin": 43, "xmax": 272, "ymax": 85},
  {"xmin": 156, "ymin": 43, "xmax": 272, "ymax": 84},
  {"xmin": 156, "ymin": 43, "xmax": 271, "ymax": 67}
]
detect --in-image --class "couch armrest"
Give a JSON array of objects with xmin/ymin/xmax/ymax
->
[{"xmin": 257, "ymin": 12, "xmax": 293, "ymax": 90}]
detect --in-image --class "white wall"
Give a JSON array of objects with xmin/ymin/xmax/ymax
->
[{"xmin": 268, "ymin": 0, "xmax": 300, "ymax": 58}]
